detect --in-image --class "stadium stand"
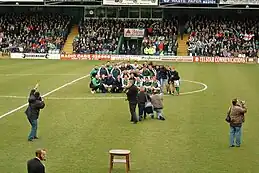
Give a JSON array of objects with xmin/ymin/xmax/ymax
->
[
  {"xmin": 74, "ymin": 18, "xmax": 179, "ymax": 56},
  {"xmin": 73, "ymin": 19, "xmax": 122, "ymax": 54},
  {"xmin": 142, "ymin": 18, "xmax": 179, "ymax": 56},
  {"xmin": 186, "ymin": 16, "xmax": 259, "ymax": 57},
  {"xmin": 0, "ymin": 13, "xmax": 71, "ymax": 54}
]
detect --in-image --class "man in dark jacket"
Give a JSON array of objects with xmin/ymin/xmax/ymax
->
[
  {"xmin": 100, "ymin": 74, "xmax": 108, "ymax": 93},
  {"xmin": 25, "ymin": 85, "xmax": 45, "ymax": 142},
  {"xmin": 106, "ymin": 74, "xmax": 116, "ymax": 93},
  {"xmin": 98, "ymin": 64, "xmax": 109, "ymax": 76},
  {"xmin": 126, "ymin": 80, "xmax": 139, "ymax": 124},
  {"xmin": 157, "ymin": 65, "xmax": 168, "ymax": 93},
  {"xmin": 111, "ymin": 65, "xmax": 121, "ymax": 79},
  {"xmin": 171, "ymin": 67, "xmax": 180, "ymax": 95},
  {"xmin": 167, "ymin": 67, "xmax": 174, "ymax": 94},
  {"xmin": 27, "ymin": 148, "xmax": 46, "ymax": 173},
  {"xmin": 137, "ymin": 86, "xmax": 152, "ymax": 120},
  {"xmin": 113, "ymin": 75, "xmax": 123, "ymax": 93},
  {"xmin": 126, "ymin": 61, "xmax": 133, "ymax": 70}
]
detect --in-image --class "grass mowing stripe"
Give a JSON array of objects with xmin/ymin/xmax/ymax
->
[
  {"xmin": 0, "ymin": 74, "xmax": 90, "ymax": 120},
  {"xmin": 0, "ymin": 62, "xmax": 124, "ymax": 120}
]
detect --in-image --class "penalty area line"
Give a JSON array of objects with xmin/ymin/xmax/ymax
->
[{"xmin": 0, "ymin": 74, "xmax": 90, "ymax": 120}]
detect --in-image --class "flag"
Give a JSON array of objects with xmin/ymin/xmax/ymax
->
[{"xmin": 243, "ymin": 33, "xmax": 254, "ymax": 41}]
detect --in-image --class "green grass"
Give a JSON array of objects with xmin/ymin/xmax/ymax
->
[{"xmin": 0, "ymin": 59, "xmax": 259, "ymax": 173}]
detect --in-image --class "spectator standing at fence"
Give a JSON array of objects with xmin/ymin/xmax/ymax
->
[
  {"xmin": 27, "ymin": 148, "xmax": 47, "ymax": 173},
  {"xmin": 126, "ymin": 80, "xmax": 139, "ymax": 124}
]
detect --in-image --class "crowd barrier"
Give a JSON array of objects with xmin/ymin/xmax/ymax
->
[
  {"xmin": 10, "ymin": 53, "xmax": 258, "ymax": 64},
  {"xmin": 10, "ymin": 53, "xmax": 60, "ymax": 60}
]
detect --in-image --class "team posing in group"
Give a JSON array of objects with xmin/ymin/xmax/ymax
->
[
  {"xmin": 89, "ymin": 61, "xmax": 181, "ymax": 95},
  {"xmin": 89, "ymin": 61, "xmax": 181, "ymax": 123}
]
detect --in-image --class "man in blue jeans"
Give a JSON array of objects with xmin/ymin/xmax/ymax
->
[
  {"xmin": 157, "ymin": 65, "xmax": 168, "ymax": 93},
  {"xmin": 25, "ymin": 84, "xmax": 45, "ymax": 142},
  {"xmin": 227, "ymin": 99, "xmax": 247, "ymax": 147}
]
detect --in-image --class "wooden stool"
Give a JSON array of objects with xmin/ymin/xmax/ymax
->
[{"xmin": 109, "ymin": 149, "xmax": 131, "ymax": 173}]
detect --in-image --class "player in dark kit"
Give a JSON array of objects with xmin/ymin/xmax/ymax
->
[
  {"xmin": 171, "ymin": 67, "xmax": 180, "ymax": 95},
  {"xmin": 167, "ymin": 67, "xmax": 174, "ymax": 94}
]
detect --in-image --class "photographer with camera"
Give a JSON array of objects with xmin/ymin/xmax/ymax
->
[{"xmin": 226, "ymin": 98, "xmax": 247, "ymax": 147}]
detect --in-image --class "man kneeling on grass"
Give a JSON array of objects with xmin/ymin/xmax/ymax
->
[
  {"xmin": 137, "ymin": 86, "xmax": 152, "ymax": 121},
  {"xmin": 151, "ymin": 89, "xmax": 165, "ymax": 120},
  {"xmin": 101, "ymin": 74, "xmax": 117, "ymax": 93},
  {"xmin": 90, "ymin": 75, "xmax": 105, "ymax": 93}
]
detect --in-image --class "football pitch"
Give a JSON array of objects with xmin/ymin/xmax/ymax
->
[{"xmin": 1, "ymin": 59, "xmax": 259, "ymax": 173}]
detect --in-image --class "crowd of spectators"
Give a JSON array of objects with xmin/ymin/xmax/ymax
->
[
  {"xmin": 142, "ymin": 18, "xmax": 179, "ymax": 56},
  {"xmin": 74, "ymin": 19, "xmax": 179, "ymax": 56},
  {"xmin": 186, "ymin": 16, "xmax": 259, "ymax": 57},
  {"xmin": 0, "ymin": 13, "xmax": 71, "ymax": 54},
  {"xmin": 74, "ymin": 19, "xmax": 123, "ymax": 54},
  {"xmin": 3, "ymin": 13, "xmax": 258, "ymax": 57}
]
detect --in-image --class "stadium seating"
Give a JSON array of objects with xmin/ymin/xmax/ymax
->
[
  {"xmin": 0, "ymin": 13, "xmax": 71, "ymax": 54},
  {"xmin": 74, "ymin": 19, "xmax": 122, "ymax": 54},
  {"xmin": 142, "ymin": 18, "xmax": 179, "ymax": 56},
  {"xmin": 186, "ymin": 16, "xmax": 259, "ymax": 57},
  {"xmin": 74, "ymin": 19, "xmax": 179, "ymax": 55}
]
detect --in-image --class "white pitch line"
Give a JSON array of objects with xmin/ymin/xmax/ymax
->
[
  {"xmin": 179, "ymin": 79, "xmax": 208, "ymax": 95},
  {"xmin": 0, "ymin": 62, "xmax": 125, "ymax": 120},
  {"xmin": 0, "ymin": 95, "xmax": 125, "ymax": 100},
  {"xmin": 0, "ymin": 74, "xmax": 90, "ymax": 119},
  {"xmin": 0, "ymin": 80, "xmax": 208, "ymax": 101}
]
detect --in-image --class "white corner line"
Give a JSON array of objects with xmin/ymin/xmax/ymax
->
[{"xmin": 0, "ymin": 74, "xmax": 90, "ymax": 120}]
